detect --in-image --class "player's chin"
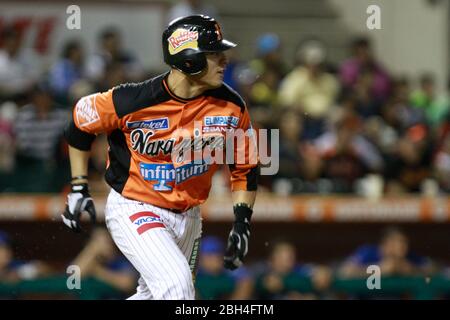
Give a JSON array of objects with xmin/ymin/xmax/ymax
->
[{"xmin": 208, "ymin": 76, "xmax": 223, "ymax": 88}]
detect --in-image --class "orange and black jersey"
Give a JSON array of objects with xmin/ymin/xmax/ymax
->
[{"xmin": 65, "ymin": 72, "xmax": 258, "ymax": 211}]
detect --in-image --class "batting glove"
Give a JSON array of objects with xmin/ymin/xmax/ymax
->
[
  {"xmin": 62, "ymin": 183, "xmax": 96, "ymax": 233},
  {"xmin": 224, "ymin": 204, "xmax": 252, "ymax": 270}
]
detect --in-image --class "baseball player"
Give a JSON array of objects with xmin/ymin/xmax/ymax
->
[{"xmin": 62, "ymin": 15, "xmax": 259, "ymax": 300}]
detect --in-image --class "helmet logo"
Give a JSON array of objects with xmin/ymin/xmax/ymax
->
[{"xmin": 168, "ymin": 28, "xmax": 199, "ymax": 55}]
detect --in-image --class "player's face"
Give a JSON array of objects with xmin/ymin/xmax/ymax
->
[{"xmin": 195, "ymin": 52, "xmax": 228, "ymax": 88}]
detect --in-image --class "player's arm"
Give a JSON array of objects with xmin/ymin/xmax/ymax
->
[
  {"xmin": 62, "ymin": 90, "xmax": 119, "ymax": 232},
  {"xmin": 224, "ymin": 107, "xmax": 259, "ymax": 270},
  {"xmin": 69, "ymin": 146, "xmax": 90, "ymax": 183}
]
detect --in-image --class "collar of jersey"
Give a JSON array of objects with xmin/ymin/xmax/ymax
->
[{"xmin": 162, "ymin": 73, "xmax": 205, "ymax": 103}]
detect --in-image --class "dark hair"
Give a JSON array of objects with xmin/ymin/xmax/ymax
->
[
  {"xmin": 61, "ymin": 40, "xmax": 81, "ymax": 59},
  {"xmin": 380, "ymin": 226, "xmax": 407, "ymax": 243},
  {"xmin": 267, "ymin": 238, "xmax": 296, "ymax": 257},
  {"xmin": 100, "ymin": 27, "xmax": 120, "ymax": 41},
  {"xmin": 420, "ymin": 73, "xmax": 435, "ymax": 86},
  {"xmin": 351, "ymin": 37, "xmax": 370, "ymax": 49},
  {"xmin": 30, "ymin": 79, "xmax": 52, "ymax": 96}
]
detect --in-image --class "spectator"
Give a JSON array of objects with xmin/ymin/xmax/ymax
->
[
  {"xmin": 380, "ymin": 78, "xmax": 425, "ymax": 133},
  {"xmin": 14, "ymin": 84, "xmax": 68, "ymax": 161},
  {"xmin": 251, "ymin": 33, "xmax": 286, "ymax": 80},
  {"xmin": 96, "ymin": 62, "xmax": 128, "ymax": 93},
  {"xmin": 0, "ymin": 102, "xmax": 17, "ymax": 173},
  {"xmin": 48, "ymin": 39, "xmax": 85, "ymax": 105},
  {"xmin": 167, "ymin": 0, "xmax": 219, "ymax": 25},
  {"xmin": 71, "ymin": 228, "xmax": 137, "ymax": 299},
  {"xmin": 410, "ymin": 74, "xmax": 450, "ymax": 128},
  {"xmin": 312, "ymin": 110, "xmax": 384, "ymax": 192},
  {"xmin": 244, "ymin": 33, "xmax": 286, "ymax": 128},
  {"xmin": 273, "ymin": 108, "xmax": 328, "ymax": 194},
  {"xmin": 384, "ymin": 124, "xmax": 434, "ymax": 194},
  {"xmin": 433, "ymin": 133, "xmax": 450, "ymax": 192},
  {"xmin": 362, "ymin": 115, "xmax": 398, "ymax": 160},
  {"xmin": 339, "ymin": 37, "xmax": 391, "ymax": 103},
  {"xmin": 255, "ymin": 240, "xmax": 332, "ymax": 300},
  {"xmin": 85, "ymin": 28, "xmax": 142, "ymax": 83},
  {"xmin": 0, "ymin": 231, "xmax": 50, "ymax": 284},
  {"xmin": 0, "ymin": 27, "xmax": 40, "ymax": 104},
  {"xmin": 339, "ymin": 227, "xmax": 435, "ymax": 278},
  {"xmin": 195, "ymin": 236, "xmax": 254, "ymax": 300},
  {"xmin": 276, "ymin": 109, "xmax": 304, "ymax": 180},
  {"xmin": 12, "ymin": 83, "xmax": 69, "ymax": 192},
  {"xmin": 278, "ymin": 39, "xmax": 339, "ymax": 139}
]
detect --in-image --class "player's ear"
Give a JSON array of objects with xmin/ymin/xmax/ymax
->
[{"xmin": 184, "ymin": 59, "xmax": 193, "ymax": 69}]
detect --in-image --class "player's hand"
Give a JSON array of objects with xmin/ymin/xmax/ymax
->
[
  {"xmin": 224, "ymin": 204, "xmax": 252, "ymax": 270},
  {"xmin": 61, "ymin": 183, "xmax": 96, "ymax": 233}
]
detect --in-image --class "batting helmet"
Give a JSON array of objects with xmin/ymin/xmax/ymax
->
[{"xmin": 162, "ymin": 15, "xmax": 236, "ymax": 75}]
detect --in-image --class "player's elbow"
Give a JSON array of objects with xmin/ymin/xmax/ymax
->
[{"xmin": 64, "ymin": 118, "xmax": 96, "ymax": 151}]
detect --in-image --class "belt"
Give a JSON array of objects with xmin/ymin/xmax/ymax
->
[
  {"xmin": 157, "ymin": 206, "xmax": 189, "ymax": 214},
  {"xmin": 168, "ymin": 208, "xmax": 184, "ymax": 214}
]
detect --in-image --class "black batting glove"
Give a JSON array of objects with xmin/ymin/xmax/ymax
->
[
  {"xmin": 62, "ymin": 183, "xmax": 97, "ymax": 233},
  {"xmin": 224, "ymin": 204, "xmax": 252, "ymax": 270}
]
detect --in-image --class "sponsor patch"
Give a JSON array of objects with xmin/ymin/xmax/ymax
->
[
  {"xmin": 129, "ymin": 211, "xmax": 165, "ymax": 235},
  {"xmin": 126, "ymin": 118, "xmax": 169, "ymax": 130},
  {"xmin": 130, "ymin": 129, "xmax": 224, "ymax": 159},
  {"xmin": 168, "ymin": 28, "xmax": 199, "ymax": 55},
  {"xmin": 204, "ymin": 116, "xmax": 239, "ymax": 128},
  {"xmin": 140, "ymin": 162, "xmax": 210, "ymax": 191},
  {"xmin": 75, "ymin": 94, "xmax": 99, "ymax": 127},
  {"xmin": 202, "ymin": 126, "xmax": 236, "ymax": 133}
]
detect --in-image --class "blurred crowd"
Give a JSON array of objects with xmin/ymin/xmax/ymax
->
[
  {"xmin": 241, "ymin": 35, "xmax": 450, "ymax": 196},
  {"xmin": 0, "ymin": 24, "xmax": 142, "ymax": 193},
  {"xmin": 0, "ymin": 15, "xmax": 449, "ymax": 195},
  {"xmin": 1, "ymin": 227, "xmax": 450, "ymax": 300}
]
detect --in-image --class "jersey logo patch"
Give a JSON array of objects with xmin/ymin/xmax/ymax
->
[
  {"xmin": 140, "ymin": 162, "xmax": 210, "ymax": 191},
  {"xmin": 168, "ymin": 28, "xmax": 199, "ymax": 55},
  {"xmin": 126, "ymin": 118, "xmax": 169, "ymax": 130},
  {"xmin": 203, "ymin": 116, "xmax": 239, "ymax": 133},
  {"xmin": 204, "ymin": 116, "xmax": 239, "ymax": 128},
  {"xmin": 75, "ymin": 94, "xmax": 100, "ymax": 127},
  {"xmin": 129, "ymin": 211, "xmax": 165, "ymax": 235},
  {"xmin": 130, "ymin": 129, "xmax": 175, "ymax": 157}
]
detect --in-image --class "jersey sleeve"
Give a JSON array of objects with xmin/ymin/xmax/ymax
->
[
  {"xmin": 72, "ymin": 89, "xmax": 119, "ymax": 135},
  {"xmin": 228, "ymin": 107, "xmax": 259, "ymax": 191}
]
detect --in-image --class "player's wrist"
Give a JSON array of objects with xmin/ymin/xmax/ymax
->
[
  {"xmin": 233, "ymin": 203, "xmax": 253, "ymax": 225},
  {"xmin": 71, "ymin": 175, "xmax": 89, "ymax": 185},
  {"xmin": 70, "ymin": 182, "xmax": 90, "ymax": 194}
]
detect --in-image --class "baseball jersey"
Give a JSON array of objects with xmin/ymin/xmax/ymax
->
[{"xmin": 66, "ymin": 72, "xmax": 258, "ymax": 211}]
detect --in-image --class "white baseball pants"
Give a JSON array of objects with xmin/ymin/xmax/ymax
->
[{"xmin": 104, "ymin": 188, "xmax": 202, "ymax": 300}]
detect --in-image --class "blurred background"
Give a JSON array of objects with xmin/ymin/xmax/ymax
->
[{"xmin": 0, "ymin": 0, "xmax": 450, "ymax": 299}]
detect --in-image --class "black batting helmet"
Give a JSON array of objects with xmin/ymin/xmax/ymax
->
[{"xmin": 162, "ymin": 15, "xmax": 236, "ymax": 75}]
